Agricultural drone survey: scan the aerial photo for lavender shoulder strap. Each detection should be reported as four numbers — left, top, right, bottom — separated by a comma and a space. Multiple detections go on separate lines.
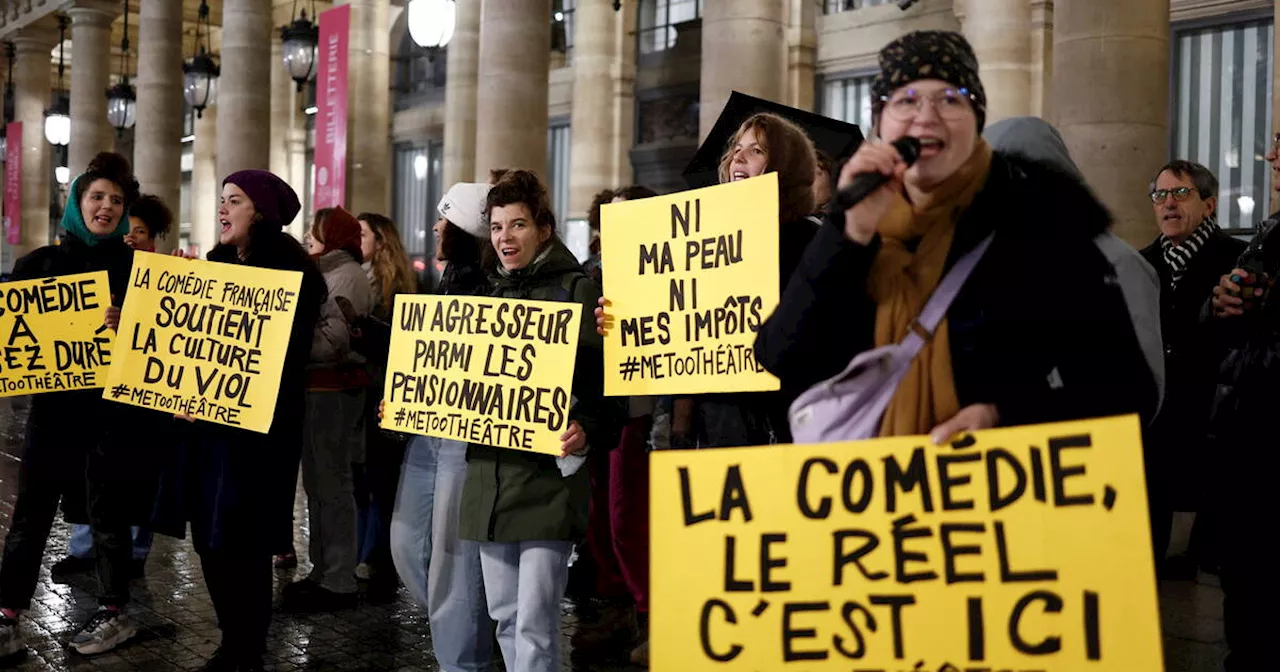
897, 234, 994, 352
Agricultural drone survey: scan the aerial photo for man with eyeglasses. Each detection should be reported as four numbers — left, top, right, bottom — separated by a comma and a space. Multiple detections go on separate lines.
1139, 160, 1244, 582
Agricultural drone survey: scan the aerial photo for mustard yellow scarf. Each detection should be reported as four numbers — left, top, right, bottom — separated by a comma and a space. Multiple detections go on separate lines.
868, 140, 993, 437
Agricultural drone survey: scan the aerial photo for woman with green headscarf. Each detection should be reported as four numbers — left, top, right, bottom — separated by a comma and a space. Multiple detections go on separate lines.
0, 152, 150, 660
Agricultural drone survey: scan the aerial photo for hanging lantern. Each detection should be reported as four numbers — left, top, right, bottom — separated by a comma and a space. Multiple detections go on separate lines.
407, 0, 456, 50
105, 0, 136, 134
183, 0, 219, 118
44, 15, 70, 147
280, 1, 319, 92
106, 82, 136, 133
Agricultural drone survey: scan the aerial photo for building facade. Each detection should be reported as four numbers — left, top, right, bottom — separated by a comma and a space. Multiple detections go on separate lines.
1, 0, 1278, 273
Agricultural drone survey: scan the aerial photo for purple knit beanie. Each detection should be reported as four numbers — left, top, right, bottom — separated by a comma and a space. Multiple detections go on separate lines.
223, 170, 301, 229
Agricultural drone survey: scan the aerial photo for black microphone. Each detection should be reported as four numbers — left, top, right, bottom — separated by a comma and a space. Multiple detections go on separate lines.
831, 136, 922, 212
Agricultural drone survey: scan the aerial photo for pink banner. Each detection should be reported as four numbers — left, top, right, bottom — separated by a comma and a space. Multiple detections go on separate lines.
313, 5, 350, 212
4, 121, 22, 246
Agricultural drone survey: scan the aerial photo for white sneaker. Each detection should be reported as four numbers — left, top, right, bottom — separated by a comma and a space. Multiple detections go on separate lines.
69, 608, 137, 655
0, 616, 25, 658
355, 562, 375, 581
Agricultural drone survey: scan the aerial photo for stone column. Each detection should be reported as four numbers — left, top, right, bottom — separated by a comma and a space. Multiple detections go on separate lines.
336, 0, 392, 216
443, 0, 481, 188
1030, 0, 1054, 118
68, 2, 117, 174
474, 0, 552, 181
1053, 0, 1169, 247
964, 0, 1033, 124
609, 0, 636, 188
786, 0, 816, 111
216, 0, 272, 182
269, 35, 305, 234
567, 0, 615, 218
11, 24, 59, 258
699, 0, 786, 140
191, 106, 219, 257
134, 0, 184, 253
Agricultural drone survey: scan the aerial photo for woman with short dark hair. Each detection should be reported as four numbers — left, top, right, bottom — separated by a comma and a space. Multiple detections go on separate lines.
460, 168, 620, 672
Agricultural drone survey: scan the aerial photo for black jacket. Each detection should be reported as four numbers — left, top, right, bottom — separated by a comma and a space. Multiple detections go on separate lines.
1140, 230, 1244, 458
10, 236, 134, 524
154, 234, 326, 553
755, 152, 1158, 432
694, 215, 821, 447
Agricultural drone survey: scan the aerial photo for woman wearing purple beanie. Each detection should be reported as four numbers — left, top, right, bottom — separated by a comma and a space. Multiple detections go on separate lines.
152, 170, 326, 671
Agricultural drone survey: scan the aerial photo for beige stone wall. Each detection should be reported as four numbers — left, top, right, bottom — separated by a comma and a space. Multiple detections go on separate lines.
815, 0, 961, 78
549, 66, 574, 120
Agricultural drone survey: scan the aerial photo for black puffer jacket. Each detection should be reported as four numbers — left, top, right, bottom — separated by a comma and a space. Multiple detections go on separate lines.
755, 151, 1158, 432
9, 235, 134, 524
694, 215, 821, 447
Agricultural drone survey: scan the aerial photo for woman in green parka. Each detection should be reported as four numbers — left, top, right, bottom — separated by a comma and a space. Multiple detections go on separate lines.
458, 168, 620, 672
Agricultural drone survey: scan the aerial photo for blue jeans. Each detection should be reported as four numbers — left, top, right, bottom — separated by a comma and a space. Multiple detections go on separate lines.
479, 540, 574, 672
69, 524, 152, 561
390, 436, 493, 672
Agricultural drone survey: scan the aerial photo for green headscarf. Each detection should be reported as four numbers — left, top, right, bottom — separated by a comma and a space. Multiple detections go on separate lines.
62, 174, 130, 246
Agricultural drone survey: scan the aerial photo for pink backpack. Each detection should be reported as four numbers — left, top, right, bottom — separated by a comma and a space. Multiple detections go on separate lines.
788, 235, 994, 443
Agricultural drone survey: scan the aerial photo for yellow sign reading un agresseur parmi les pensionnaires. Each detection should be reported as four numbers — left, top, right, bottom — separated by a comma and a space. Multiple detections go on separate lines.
651, 415, 1164, 672
0, 271, 113, 397
102, 252, 303, 433
381, 294, 582, 456
601, 173, 780, 396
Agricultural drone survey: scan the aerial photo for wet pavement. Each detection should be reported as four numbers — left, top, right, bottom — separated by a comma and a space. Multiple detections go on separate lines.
0, 397, 643, 672
0, 396, 1226, 671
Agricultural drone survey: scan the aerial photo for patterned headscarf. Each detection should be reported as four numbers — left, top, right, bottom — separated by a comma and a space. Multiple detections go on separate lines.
871, 30, 988, 131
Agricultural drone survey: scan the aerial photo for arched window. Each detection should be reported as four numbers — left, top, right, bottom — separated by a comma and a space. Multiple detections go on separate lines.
393, 28, 447, 111
637, 0, 703, 54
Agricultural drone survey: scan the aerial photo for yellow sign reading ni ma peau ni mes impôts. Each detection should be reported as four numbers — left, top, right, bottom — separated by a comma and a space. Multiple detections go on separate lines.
601, 173, 781, 397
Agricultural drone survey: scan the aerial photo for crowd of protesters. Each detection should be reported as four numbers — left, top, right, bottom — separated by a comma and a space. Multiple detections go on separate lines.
0, 27, 1269, 672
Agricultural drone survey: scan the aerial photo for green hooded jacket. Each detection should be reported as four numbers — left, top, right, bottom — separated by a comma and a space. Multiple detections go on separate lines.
458, 241, 623, 543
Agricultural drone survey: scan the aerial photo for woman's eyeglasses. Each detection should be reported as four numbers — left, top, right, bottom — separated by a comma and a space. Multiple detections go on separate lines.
879, 88, 977, 121
1150, 187, 1195, 204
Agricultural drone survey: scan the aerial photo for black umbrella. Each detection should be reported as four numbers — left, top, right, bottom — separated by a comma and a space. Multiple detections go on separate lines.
681, 91, 865, 189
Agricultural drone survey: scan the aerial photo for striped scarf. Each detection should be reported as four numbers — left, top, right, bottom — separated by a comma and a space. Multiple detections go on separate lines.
1161, 215, 1220, 288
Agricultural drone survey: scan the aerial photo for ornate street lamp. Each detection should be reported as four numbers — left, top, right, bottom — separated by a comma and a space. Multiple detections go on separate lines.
44, 15, 70, 147
183, 0, 219, 118
407, 0, 456, 50
280, 0, 318, 92
106, 0, 136, 135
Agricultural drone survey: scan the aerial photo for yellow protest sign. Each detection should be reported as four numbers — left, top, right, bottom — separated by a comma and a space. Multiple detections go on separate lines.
0, 271, 113, 397
601, 174, 780, 396
381, 294, 582, 456
102, 252, 303, 433
651, 415, 1163, 672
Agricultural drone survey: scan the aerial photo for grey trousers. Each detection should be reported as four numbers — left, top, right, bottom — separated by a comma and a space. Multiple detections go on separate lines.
301, 389, 365, 594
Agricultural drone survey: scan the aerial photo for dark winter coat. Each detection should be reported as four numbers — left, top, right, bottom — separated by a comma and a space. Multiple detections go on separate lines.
458, 242, 623, 543
695, 215, 821, 447
1140, 229, 1244, 506
755, 151, 1158, 433
1205, 215, 1280, 499
8, 236, 134, 525
152, 234, 326, 553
